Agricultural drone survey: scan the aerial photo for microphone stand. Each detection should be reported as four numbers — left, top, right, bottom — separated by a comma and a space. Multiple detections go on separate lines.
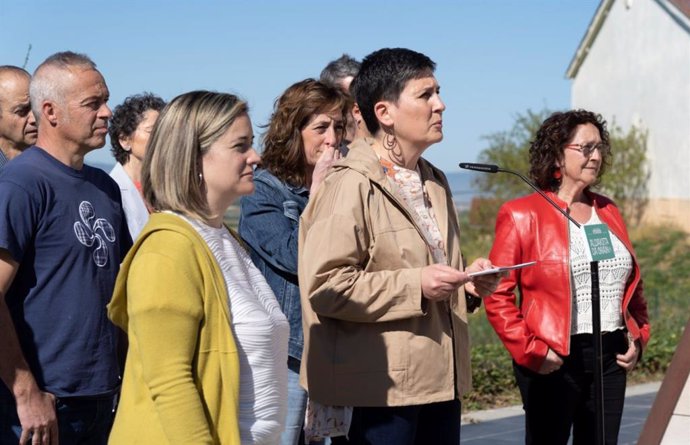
460, 162, 606, 445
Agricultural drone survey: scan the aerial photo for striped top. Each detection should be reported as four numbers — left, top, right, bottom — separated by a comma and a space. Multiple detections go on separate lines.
182, 214, 289, 445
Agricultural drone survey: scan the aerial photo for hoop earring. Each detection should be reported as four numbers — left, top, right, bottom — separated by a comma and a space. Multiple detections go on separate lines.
383, 132, 398, 151
381, 129, 404, 165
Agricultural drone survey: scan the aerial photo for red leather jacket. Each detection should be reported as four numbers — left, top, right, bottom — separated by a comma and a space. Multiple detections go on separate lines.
485, 191, 650, 372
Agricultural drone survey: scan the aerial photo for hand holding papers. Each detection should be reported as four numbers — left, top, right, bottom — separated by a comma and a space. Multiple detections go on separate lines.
467, 261, 537, 277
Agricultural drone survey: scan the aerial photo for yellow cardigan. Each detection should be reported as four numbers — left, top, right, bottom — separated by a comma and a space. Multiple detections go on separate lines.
107, 212, 240, 444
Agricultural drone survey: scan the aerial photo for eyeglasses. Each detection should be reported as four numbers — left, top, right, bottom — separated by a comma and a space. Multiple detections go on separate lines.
564, 142, 609, 157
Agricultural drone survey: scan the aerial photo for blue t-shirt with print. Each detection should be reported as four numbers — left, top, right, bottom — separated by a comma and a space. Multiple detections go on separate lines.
0, 146, 132, 398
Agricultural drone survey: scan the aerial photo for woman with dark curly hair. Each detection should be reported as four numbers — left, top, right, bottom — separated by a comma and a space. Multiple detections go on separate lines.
484, 109, 651, 444
109, 92, 165, 239
237, 78, 349, 445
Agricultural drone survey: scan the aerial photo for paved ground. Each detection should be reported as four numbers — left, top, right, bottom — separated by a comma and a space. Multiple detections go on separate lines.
460, 382, 660, 444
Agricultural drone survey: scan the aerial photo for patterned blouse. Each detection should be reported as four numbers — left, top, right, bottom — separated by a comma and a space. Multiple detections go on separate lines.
379, 157, 446, 263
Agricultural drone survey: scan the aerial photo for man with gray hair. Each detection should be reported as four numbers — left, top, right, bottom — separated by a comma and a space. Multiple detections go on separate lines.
320, 54, 369, 145
0, 51, 131, 444
320, 53, 360, 93
0, 66, 37, 170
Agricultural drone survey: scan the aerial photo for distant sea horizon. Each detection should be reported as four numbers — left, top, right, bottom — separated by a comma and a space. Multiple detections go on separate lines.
89, 159, 480, 212
445, 171, 479, 211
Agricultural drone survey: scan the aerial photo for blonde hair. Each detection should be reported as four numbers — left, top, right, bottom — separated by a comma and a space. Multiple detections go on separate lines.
142, 90, 248, 222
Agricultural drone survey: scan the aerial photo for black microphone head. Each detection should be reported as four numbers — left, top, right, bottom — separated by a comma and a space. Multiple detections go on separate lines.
459, 162, 499, 173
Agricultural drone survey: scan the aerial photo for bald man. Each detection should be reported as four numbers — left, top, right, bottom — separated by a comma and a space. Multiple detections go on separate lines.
0, 52, 130, 445
0, 66, 37, 169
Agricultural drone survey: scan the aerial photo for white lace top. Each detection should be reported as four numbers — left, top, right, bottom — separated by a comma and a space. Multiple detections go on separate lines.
569, 208, 632, 335
181, 214, 289, 445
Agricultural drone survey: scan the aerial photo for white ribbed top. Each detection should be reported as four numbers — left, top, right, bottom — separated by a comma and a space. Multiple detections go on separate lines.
182, 214, 289, 445
569, 209, 632, 335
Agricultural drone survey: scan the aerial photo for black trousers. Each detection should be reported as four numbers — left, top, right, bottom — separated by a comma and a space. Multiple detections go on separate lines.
513, 330, 628, 445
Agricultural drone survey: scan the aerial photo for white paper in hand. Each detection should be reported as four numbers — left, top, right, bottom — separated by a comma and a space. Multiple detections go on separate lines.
467, 261, 537, 277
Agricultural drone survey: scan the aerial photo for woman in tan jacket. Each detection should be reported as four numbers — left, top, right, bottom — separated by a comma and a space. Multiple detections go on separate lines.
298, 48, 503, 445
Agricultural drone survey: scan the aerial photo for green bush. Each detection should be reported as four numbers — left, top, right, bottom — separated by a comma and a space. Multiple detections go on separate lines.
635, 324, 682, 376
465, 342, 518, 410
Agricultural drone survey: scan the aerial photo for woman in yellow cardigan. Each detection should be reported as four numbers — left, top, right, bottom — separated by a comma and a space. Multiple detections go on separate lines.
108, 91, 289, 444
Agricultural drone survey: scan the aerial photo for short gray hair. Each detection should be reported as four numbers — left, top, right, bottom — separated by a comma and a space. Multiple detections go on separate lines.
319, 54, 360, 90
30, 51, 98, 118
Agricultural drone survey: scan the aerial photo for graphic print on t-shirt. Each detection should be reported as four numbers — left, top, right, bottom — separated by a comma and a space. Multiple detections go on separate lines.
73, 200, 116, 267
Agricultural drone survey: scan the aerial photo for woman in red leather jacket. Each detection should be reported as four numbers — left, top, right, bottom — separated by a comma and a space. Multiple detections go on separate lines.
484, 110, 650, 445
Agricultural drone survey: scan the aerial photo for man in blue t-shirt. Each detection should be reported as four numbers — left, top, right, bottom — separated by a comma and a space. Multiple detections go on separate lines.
0, 52, 131, 445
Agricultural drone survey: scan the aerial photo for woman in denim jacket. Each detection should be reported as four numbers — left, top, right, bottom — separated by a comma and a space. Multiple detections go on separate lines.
238, 79, 350, 445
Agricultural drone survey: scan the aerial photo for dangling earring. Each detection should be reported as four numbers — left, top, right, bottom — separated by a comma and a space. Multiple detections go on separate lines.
381, 128, 404, 164
198, 172, 204, 185
553, 168, 562, 179
383, 132, 397, 151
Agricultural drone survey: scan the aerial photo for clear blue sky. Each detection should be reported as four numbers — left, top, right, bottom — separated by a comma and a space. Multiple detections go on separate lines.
1, 0, 600, 172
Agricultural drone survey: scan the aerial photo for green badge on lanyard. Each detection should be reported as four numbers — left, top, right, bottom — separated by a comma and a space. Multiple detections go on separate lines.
583, 224, 615, 261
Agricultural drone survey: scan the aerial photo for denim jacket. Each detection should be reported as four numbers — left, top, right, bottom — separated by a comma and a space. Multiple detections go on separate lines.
238, 167, 309, 360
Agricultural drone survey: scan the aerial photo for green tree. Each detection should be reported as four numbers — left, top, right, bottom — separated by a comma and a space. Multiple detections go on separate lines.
475, 109, 550, 201
599, 123, 649, 225
468, 109, 551, 234
473, 108, 649, 227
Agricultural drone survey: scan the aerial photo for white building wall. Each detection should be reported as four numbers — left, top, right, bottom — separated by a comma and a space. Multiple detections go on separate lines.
572, 0, 690, 201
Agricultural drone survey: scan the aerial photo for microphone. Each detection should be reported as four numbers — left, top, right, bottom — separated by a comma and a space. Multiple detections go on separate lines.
458, 163, 499, 173
459, 162, 580, 228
